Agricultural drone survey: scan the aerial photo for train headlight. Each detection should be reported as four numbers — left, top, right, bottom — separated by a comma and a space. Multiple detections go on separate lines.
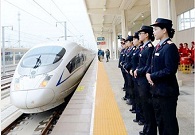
14, 78, 20, 90
39, 75, 53, 88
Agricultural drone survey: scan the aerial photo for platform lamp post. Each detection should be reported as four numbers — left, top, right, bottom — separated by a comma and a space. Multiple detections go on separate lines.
56, 22, 67, 41
2, 26, 13, 76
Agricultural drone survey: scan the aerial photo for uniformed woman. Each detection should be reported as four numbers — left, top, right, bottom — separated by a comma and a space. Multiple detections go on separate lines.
134, 26, 157, 135
121, 36, 134, 102
146, 18, 179, 135
118, 38, 127, 91
130, 32, 145, 124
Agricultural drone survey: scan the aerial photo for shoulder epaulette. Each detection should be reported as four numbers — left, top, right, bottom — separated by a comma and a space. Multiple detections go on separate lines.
148, 43, 153, 47
167, 41, 173, 44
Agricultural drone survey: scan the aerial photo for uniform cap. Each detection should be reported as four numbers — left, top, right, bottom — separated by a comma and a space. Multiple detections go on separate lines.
125, 36, 133, 42
120, 38, 125, 41
150, 18, 173, 28
137, 25, 153, 34
133, 32, 139, 39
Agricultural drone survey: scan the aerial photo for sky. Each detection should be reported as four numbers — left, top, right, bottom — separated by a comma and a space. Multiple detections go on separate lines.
1, 0, 97, 50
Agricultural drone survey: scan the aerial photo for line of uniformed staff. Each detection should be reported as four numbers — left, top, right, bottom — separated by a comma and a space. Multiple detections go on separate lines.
118, 18, 179, 135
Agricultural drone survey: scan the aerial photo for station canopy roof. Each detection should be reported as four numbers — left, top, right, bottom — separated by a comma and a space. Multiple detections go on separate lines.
84, 0, 151, 37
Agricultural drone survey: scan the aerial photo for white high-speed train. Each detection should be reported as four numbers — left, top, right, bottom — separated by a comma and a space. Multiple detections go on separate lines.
10, 41, 96, 113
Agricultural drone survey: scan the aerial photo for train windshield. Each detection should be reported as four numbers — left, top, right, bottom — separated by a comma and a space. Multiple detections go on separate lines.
21, 46, 66, 68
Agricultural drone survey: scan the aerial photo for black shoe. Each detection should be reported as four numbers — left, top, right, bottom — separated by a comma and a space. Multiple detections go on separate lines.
129, 109, 134, 112
122, 97, 127, 100
138, 121, 144, 125
131, 110, 136, 113
139, 131, 145, 135
133, 119, 139, 123
122, 87, 126, 91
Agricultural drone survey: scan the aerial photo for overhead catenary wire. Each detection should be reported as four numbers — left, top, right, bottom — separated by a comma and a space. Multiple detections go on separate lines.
3, 1, 65, 44
33, 0, 77, 38
4, 30, 53, 43
32, 0, 59, 22
3, 37, 40, 44
4, 0, 53, 26
3, 0, 89, 48
50, 0, 82, 36
3, 39, 37, 48
50, 0, 85, 43
3, 0, 65, 35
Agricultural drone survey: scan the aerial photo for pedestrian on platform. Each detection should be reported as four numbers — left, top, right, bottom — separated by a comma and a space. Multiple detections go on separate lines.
105, 49, 110, 62
147, 18, 180, 135
134, 25, 157, 135
98, 49, 103, 62
102, 50, 105, 59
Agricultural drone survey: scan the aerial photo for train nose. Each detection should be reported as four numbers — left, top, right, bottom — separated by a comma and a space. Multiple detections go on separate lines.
26, 88, 54, 108
10, 88, 54, 109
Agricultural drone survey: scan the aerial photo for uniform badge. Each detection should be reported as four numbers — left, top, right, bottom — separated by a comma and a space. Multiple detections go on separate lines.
155, 53, 160, 56
139, 54, 142, 57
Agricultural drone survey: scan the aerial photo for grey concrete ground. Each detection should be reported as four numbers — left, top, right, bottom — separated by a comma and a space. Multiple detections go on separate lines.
103, 59, 194, 135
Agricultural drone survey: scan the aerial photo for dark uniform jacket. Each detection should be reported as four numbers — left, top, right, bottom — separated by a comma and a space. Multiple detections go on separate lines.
119, 48, 128, 72
124, 46, 136, 71
120, 47, 130, 72
131, 44, 143, 72
118, 48, 125, 68
137, 41, 154, 85
147, 38, 180, 97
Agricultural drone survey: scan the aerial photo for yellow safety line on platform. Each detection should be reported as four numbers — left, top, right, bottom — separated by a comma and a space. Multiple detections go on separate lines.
93, 62, 127, 135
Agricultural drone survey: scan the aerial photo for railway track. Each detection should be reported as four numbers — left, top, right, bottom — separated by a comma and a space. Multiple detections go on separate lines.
1, 82, 11, 91
1, 67, 15, 99
1, 74, 14, 80
1, 73, 13, 99
2, 101, 67, 135
1, 90, 74, 135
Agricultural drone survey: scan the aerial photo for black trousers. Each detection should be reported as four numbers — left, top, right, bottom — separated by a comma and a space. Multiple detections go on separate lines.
98, 55, 100, 61
106, 55, 109, 61
152, 97, 179, 135
129, 74, 134, 99
138, 83, 157, 135
133, 80, 144, 122
124, 73, 132, 99
140, 97, 157, 135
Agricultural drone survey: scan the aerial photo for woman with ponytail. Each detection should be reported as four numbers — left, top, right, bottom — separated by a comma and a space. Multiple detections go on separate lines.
146, 18, 180, 135
133, 25, 157, 135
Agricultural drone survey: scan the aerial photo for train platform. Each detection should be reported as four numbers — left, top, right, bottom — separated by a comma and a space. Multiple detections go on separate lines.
51, 58, 194, 135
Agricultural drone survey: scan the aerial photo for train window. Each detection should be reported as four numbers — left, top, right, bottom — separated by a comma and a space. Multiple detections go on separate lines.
66, 53, 86, 73
21, 46, 66, 68
66, 56, 76, 73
